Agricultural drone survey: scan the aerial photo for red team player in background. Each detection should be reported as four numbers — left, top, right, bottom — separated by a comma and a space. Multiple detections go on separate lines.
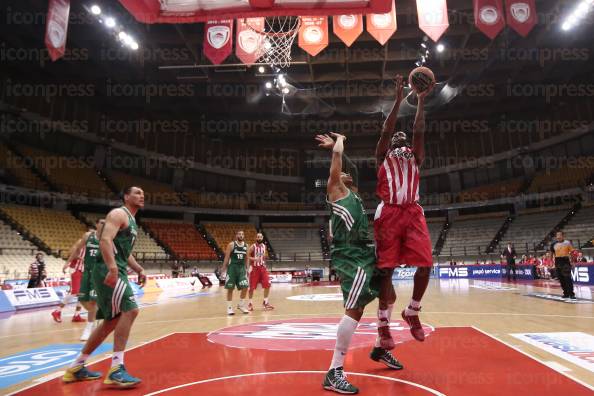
247, 233, 274, 311
52, 233, 88, 323
374, 74, 435, 346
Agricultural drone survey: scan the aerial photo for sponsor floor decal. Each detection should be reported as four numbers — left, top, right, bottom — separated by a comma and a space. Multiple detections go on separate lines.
511, 332, 594, 373
0, 343, 112, 389
10, 325, 593, 395
286, 293, 344, 302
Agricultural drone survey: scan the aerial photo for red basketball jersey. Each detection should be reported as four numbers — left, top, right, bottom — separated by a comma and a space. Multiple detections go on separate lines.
250, 243, 266, 267
376, 146, 420, 205
69, 244, 85, 273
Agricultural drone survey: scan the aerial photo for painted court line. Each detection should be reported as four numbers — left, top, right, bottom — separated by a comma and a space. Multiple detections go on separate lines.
471, 326, 594, 392
144, 370, 447, 396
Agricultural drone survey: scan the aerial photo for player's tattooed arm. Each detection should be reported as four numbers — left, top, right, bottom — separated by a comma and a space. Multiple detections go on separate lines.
412, 83, 433, 166
221, 242, 233, 273
376, 74, 404, 165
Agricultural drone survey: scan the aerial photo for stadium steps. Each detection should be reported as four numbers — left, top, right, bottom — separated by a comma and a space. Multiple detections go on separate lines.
139, 221, 177, 259
195, 223, 224, 260
5, 141, 60, 193
486, 214, 514, 253
537, 201, 581, 250
72, 210, 94, 228
432, 219, 449, 256
0, 208, 52, 256
97, 169, 120, 195
259, 229, 277, 260
319, 224, 330, 259
516, 175, 533, 195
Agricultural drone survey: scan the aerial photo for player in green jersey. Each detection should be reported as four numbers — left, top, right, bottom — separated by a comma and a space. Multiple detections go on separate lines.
221, 230, 250, 315
63, 186, 147, 388
316, 133, 402, 395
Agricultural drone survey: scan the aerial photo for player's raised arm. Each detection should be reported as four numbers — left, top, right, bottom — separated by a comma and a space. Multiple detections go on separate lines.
65, 232, 89, 266
376, 75, 404, 165
99, 209, 127, 288
315, 133, 349, 201
412, 82, 433, 166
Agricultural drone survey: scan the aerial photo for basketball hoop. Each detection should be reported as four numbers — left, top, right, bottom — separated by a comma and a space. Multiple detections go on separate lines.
245, 16, 301, 68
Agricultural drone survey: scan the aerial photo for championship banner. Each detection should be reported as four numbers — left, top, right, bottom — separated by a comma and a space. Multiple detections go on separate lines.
298, 16, 329, 56
366, 0, 397, 45
505, 0, 536, 37
203, 19, 234, 65
332, 14, 363, 47
45, 0, 70, 61
236, 18, 264, 65
474, 0, 505, 39
416, 0, 449, 42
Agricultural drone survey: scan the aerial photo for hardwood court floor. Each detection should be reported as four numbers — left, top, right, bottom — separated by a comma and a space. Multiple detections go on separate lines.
1, 278, 593, 394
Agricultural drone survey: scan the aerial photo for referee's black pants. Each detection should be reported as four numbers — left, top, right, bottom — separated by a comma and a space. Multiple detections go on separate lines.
506, 261, 517, 281
555, 258, 575, 298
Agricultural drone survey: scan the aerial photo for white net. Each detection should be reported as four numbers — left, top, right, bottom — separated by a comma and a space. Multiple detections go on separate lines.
247, 16, 301, 68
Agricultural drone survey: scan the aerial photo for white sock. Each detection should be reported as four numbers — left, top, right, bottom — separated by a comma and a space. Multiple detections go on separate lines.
330, 315, 358, 369
70, 353, 89, 368
84, 321, 94, 331
111, 351, 124, 368
405, 299, 421, 316
264, 297, 269, 304
240, 299, 246, 307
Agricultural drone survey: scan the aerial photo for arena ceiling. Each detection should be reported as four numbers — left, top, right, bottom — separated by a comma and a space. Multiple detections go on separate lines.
2, 0, 594, 150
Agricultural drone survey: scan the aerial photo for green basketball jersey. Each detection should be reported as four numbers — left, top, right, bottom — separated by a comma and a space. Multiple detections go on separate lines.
229, 241, 247, 266
96, 206, 138, 272
84, 231, 100, 272
328, 190, 371, 244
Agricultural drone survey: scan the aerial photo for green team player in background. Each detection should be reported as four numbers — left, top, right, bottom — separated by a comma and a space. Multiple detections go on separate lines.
222, 230, 250, 315
63, 186, 147, 388
315, 133, 403, 395
78, 218, 105, 341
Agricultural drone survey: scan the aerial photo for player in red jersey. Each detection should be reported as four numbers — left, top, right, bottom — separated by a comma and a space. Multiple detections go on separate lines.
373, 74, 434, 346
51, 231, 89, 323
247, 233, 274, 311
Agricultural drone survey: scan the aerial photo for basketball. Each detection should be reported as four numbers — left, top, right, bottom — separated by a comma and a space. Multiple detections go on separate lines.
409, 66, 435, 93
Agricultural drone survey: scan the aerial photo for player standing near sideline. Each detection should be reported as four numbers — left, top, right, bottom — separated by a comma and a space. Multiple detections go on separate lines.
78, 218, 105, 341
62, 186, 147, 388
317, 132, 402, 395
247, 232, 274, 311
374, 74, 435, 347
551, 231, 576, 300
222, 230, 250, 315
52, 234, 88, 323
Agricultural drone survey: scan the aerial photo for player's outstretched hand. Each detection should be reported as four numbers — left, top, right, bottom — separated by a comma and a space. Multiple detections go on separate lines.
417, 80, 435, 100
137, 271, 147, 288
104, 268, 118, 288
315, 134, 334, 150
329, 132, 346, 141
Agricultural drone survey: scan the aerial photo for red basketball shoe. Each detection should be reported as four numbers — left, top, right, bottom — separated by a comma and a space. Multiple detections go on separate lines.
377, 325, 395, 350
72, 314, 85, 323
247, 302, 254, 311
51, 310, 62, 323
401, 307, 425, 342
263, 302, 274, 311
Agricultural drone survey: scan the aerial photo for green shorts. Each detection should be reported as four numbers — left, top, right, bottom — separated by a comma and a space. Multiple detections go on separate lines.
331, 243, 380, 310
225, 264, 248, 290
77, 269, 96, 302
92, 266, 138, 321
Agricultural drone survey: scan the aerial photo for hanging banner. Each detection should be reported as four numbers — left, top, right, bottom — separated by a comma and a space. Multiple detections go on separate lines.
236, 18, 264, 65
416, 0, 449, 42
45, 0, 70, 61
332, 14, 363, 47
366, 0, 397, 45
298, 16, 329, 57
505, 0, 536, 37
474, 0, 505, 39
203, 19, 233, 65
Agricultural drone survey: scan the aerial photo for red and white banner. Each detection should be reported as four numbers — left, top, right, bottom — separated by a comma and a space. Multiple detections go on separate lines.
236, 18, 264, 66
332, 14, 363, 47
203, 19, 234, 65
505, 0, 536, 37
366, 0, 397, 45
416, 0, 449, 42
474, 0, 505, 39
298, 16, 329, 56
45, 0, 70, 62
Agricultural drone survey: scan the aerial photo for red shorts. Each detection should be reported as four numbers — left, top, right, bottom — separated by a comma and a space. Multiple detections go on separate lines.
374, 202, 433, 269
249, 266, 271, 291
70, 270, 83, 295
